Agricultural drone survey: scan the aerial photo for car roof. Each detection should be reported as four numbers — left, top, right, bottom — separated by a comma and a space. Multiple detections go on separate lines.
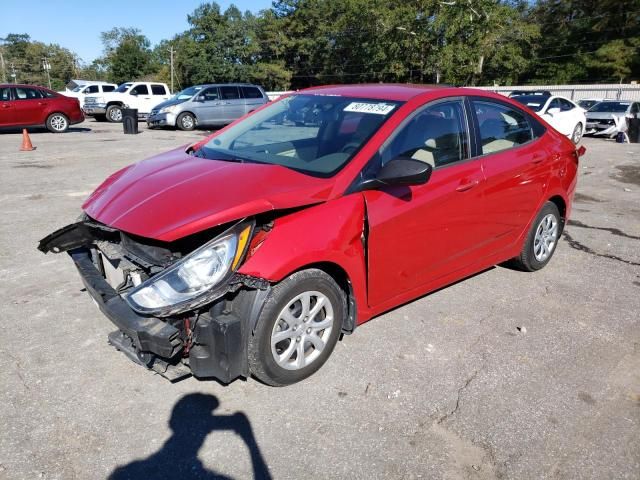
194, 83, 262, 88
297, 84, 452, 101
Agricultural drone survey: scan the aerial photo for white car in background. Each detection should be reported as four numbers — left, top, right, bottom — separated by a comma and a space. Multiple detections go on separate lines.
59, 82, 117, 108
511, 93, 586, 144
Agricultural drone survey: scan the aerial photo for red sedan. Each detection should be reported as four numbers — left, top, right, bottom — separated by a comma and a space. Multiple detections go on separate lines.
40, 84, 581, 385
0, 84, 84, 133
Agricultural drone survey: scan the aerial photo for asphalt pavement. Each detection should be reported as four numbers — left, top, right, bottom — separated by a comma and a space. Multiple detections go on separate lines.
0, 121, 638, 479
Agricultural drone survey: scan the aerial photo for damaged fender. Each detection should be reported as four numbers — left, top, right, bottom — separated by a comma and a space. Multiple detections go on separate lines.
238, 194, 369, 326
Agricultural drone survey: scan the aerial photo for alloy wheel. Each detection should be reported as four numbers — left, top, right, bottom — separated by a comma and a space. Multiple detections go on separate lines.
572, 123, 583, 144
270, 291, 334, 370
533, 213, 558, 262
50, 115, 68, 132
181, 115, 194, 129
109, 108, 122, 122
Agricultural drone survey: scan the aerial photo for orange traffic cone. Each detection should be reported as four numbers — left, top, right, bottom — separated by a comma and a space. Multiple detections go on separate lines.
20, 129, 35, 152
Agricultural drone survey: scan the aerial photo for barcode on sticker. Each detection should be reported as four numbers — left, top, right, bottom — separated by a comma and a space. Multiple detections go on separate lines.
344, 102, 396, 115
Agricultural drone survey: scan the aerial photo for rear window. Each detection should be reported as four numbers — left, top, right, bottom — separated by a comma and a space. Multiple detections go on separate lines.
241, 86, 263, 99
220, 86, 240, 100
102, 85, 116, 92
512, 95, 548, 112
151, 84, 167, 95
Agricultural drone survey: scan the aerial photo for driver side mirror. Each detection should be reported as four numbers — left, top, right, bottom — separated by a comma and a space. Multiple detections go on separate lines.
546, 107, 560, 116
195, 95, 205, 102
130, 91, 138, 96
360, 157, 433, 191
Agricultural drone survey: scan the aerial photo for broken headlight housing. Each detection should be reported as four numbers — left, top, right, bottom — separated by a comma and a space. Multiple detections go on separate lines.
125, 220, 254, 315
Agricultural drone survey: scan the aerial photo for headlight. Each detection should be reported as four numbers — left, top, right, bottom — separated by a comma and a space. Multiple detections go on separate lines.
125, 221, 254, 315
159, 105, 178, 114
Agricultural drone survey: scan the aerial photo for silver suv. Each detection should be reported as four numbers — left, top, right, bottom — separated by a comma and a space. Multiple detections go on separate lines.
147, 83, 268, 130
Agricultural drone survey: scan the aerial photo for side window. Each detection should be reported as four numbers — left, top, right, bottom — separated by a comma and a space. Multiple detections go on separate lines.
85, 85, 99, 94
241, 86, 263, 99
631, 103, 639, 114
102, 85, 116, 92
14, 87, 42, 100
151, 84, 167, 95
381, 100, 469, 169
220, 86, 240, 100
559, 99, 574, 111
131, 84, 149, 95
0, 87, 11, 101
474, 100, 533, 155
42, 90, 57, 98
547, 98, 561, 111
200, 88, 220, 102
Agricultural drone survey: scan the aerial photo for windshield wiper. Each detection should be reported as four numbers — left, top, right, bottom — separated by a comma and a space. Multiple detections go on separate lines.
194, 147, 248, 163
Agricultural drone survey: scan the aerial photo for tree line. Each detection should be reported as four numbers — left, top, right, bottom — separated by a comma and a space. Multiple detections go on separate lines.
1, 0, 638, 92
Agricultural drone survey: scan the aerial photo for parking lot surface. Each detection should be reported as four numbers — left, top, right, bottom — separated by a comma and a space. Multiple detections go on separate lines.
1, 121, 639, 479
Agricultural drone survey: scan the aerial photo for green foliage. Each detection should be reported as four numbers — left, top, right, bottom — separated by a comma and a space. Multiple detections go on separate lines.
2, 1, 639, 91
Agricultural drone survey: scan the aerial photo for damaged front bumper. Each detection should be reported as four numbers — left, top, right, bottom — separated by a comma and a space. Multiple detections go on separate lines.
39, 220, 270, 384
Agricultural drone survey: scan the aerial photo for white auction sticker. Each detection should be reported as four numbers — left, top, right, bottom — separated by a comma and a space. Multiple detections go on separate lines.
344, 102, 396, 115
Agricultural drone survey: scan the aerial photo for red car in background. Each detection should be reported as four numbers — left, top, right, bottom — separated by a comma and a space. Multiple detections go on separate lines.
0, 84, 84, 133
40, 84, 582, 386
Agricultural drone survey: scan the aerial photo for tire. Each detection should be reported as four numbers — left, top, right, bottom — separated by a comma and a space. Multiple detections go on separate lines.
46, 113, 69, 133
176, 112, 196, 131
248, 269, 346, 386
511, 202, 562, 271
571, 122, 583, 144
106, 105, 123, 123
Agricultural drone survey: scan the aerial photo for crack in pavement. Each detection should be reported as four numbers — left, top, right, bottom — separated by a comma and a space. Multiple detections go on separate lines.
563, 231, 640, 266
567, 220, 640, 241
438, 367, 483, 425
2, 349, 30, 391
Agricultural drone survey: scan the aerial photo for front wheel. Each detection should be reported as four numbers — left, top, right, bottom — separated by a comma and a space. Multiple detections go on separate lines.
176, 112, 196, 131
571, 122, 583, 144
511, 202, 562, 271
46, 113, 69, 133
106, 105, 123, 123
248, 269, 346, 386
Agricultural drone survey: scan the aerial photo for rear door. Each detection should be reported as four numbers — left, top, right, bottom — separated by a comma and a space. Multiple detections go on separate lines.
11, 86, 46, 126
220, 86, 245, 122
150, 84, 170, 106
0, 86, 13, 126
240, 86, 266, 114
472, 98, 549, 252
364, 98, 486, 307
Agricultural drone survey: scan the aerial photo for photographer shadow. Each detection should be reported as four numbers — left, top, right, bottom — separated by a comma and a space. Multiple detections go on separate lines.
109, 393, 272, 480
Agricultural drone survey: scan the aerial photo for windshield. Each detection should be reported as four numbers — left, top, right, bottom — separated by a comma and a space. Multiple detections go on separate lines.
198, 94, 401, 177
588, 102, 629, 113
115, 83, 133, 93
512, 95, 548, 112
174, 85, 204, 100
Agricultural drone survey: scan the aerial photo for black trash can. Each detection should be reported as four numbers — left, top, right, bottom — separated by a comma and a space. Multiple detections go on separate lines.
122, 108, 139, 135
628, 117, 640, 143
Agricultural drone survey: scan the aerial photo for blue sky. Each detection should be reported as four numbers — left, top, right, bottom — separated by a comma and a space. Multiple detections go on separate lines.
1, 0, 272, 63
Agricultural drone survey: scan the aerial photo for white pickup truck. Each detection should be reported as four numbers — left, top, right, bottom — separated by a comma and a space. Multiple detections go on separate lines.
83, 82, 171, 122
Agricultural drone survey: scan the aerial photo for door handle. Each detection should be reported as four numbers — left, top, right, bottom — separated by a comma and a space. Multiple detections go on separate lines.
37, 102, 48, 106
1, 104, 10, 108
456, 179, 479, 192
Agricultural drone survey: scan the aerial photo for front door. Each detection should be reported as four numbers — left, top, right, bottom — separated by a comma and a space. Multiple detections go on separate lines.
364, 99, 486, 307
129, 84, 154, 113
193, 87, 222, 125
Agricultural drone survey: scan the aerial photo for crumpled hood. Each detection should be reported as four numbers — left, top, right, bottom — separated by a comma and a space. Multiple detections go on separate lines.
83, 147, 334, 241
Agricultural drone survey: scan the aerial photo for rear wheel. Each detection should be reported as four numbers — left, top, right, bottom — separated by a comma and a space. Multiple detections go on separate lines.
176, 112, 196, 131
106, 105, 123, 123
571, 122, 583, 144
46, 113, 69, 133
248, 269, 346, 386
511, 202, 562, 271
